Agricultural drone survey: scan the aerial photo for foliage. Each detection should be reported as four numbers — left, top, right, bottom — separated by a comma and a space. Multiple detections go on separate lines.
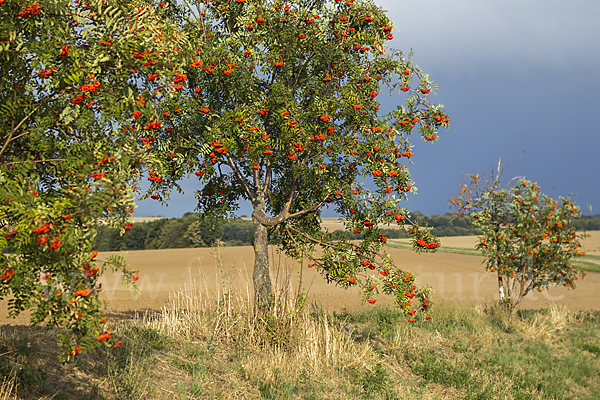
411, 211, 481, 237
92, 215, 250, 251
138, 0, 450, 314
156, 218, 191, 249
0, 0, 187, 359
221, 218, 254, 245
450, 165, 588, 314
185, 215, 224, 247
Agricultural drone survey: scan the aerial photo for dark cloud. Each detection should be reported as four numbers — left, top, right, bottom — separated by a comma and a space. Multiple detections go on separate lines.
378, 0, 600, 74
134, 0, 600, 218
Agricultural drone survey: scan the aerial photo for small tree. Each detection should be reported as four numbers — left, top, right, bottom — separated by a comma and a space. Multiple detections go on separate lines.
143, 0, 449, 316
450, 161, 588, 315
0, 0, 187, 358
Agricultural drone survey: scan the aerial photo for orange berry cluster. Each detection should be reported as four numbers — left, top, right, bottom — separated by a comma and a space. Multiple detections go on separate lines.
18, 1, 40, 17
416, 238, 438, 249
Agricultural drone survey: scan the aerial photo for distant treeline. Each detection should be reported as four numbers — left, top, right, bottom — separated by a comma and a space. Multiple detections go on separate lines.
570, 214, 600, 231
330, 212, 481, 241
94, 212, 600, 252
411, 211, 482, 237
94, 213, 254, 252
93, 211, 486, 251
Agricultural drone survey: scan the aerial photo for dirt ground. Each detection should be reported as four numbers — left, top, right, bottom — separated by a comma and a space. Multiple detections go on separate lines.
1, 232, 598, 325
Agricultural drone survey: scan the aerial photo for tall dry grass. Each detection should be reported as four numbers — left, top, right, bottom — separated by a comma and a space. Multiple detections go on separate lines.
144, 244, 379, 388
515, 304, 572, 340
0, 373, 17, 400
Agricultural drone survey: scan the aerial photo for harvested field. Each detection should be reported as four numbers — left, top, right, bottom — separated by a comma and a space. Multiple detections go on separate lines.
391, 230, 600, 254
1, 233, 598, 326
94, 241, 600, 314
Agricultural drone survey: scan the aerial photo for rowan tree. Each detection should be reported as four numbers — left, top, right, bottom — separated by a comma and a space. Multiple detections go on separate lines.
450, 163, 588, 315
0, 0, 187, 359
143, 0, 450, 316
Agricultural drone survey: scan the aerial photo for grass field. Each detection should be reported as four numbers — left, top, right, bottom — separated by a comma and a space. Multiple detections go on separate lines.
0, 233, 599, 399
1, 283, 599, 399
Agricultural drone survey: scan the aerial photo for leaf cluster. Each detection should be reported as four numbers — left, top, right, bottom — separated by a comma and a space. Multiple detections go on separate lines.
452, 170, 588, 312
0, 0, 189, 359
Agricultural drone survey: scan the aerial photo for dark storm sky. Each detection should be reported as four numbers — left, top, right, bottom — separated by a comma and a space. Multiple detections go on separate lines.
134, 0, 600, 218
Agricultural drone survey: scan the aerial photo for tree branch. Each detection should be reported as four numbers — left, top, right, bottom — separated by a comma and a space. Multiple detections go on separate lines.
286, 195, 332, 219
5, 158, 66, 166
225, 154, 255, 203
286, 225, 341, 251
1, 105, 40, 159
262, 158, 272, 199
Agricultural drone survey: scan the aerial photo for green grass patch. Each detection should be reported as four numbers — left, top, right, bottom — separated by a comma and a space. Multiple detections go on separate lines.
100, 325, 172, 399
573, 260, 600, 273
579, 342, 600, 357
386, 242, 480, 256
258, 376, 325, 400
1, 300, 600, 399
332, 302, 600, 400
331, 307, 404, 341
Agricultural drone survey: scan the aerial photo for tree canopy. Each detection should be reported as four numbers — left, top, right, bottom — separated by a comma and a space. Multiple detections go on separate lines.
140, 0, 450, 313
451, 165, 588, 314
0, 0, 187, 358
1, 0, 452, 360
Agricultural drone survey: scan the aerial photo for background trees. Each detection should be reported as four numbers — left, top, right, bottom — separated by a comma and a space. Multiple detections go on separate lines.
93, 216, 251, 251
140, 0, 450, 312
89, 211, 486, 252
0, 0, 187, 358
451, 163, 588, 315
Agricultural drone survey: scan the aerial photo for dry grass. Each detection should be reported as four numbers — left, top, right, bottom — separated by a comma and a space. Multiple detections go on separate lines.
1, 287, 599, 399
143, 244, 381, 397
1, 239, 599, 399
0, 324, 117, 399
0, 373, 17, 400
516, 304, 572, 340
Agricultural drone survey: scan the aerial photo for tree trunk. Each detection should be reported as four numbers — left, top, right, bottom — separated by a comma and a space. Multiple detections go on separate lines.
511, 296, 526, 317
252, 212, 273, 310
495, 241, 506, 304
506, 277, 514, 299
497, 274, 505, 302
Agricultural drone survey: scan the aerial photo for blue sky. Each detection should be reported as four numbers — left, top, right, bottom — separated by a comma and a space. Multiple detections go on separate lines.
134, 0, 600, 218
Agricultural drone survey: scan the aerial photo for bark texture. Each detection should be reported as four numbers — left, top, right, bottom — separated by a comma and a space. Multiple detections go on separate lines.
252, 212, 273, 309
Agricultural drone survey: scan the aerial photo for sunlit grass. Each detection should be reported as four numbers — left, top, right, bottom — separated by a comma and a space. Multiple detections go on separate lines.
1, 252, 599, 399
573, 260, 600, 273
